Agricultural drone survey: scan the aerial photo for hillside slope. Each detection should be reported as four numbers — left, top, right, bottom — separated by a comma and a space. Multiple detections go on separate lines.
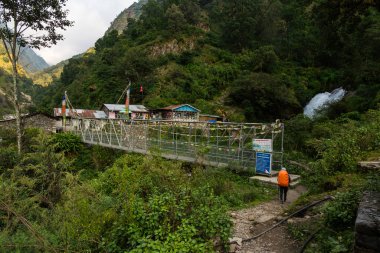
37, 0, 380, 122
0, 43, 49, 117
18, 46, 50, 73
30, 49, 92, 87
106, 0, 149, 34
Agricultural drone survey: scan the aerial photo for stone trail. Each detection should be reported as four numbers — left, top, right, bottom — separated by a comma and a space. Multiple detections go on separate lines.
229, 185, 307, 253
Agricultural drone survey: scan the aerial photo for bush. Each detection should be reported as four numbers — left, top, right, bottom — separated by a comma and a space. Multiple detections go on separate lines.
311, 229, 354, 253
297, 109, 380, 192
0, 145, 19, 172
0, 128, 16, 146
50, 132, 83, 154
324, 190, 360, 229
298, 188, 362, 253
73, 145, 124, 175
54, 154, 235, 252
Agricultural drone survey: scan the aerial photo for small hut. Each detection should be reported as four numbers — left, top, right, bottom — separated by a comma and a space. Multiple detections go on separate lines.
100, 104, 149, 119
53, 108, 107, 131
152, 104, 200, 121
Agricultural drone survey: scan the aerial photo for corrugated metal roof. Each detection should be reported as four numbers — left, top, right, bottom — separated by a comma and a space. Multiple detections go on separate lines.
160, 104, 200, 112
103, 104, 126, 111
94, 111, 107, 118
129, 105, 149, 113
161, 104, 183, 110
103, 104, 148, 113
54, 108, 107, 119
199, 114, 221, 118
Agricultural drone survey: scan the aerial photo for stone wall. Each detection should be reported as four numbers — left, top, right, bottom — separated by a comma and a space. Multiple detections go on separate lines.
355, 191, 380, 253
0, 113, 60, 132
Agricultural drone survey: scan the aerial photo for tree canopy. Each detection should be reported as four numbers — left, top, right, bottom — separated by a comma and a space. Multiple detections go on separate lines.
0, 0, 72, 153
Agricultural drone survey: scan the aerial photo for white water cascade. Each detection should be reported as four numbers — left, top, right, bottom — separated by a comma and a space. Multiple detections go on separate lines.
304, 87, 346, 118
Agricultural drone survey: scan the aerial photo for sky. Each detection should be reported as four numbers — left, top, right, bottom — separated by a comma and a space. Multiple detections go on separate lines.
36, 0, 136, 65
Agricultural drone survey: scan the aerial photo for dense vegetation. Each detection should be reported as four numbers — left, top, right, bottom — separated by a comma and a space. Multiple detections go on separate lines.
0, 61, 36, 117
35, 0, 380, 122
0, 0, 379, 251
282, 108, 380, 251
1, 112, 378, 251
0, 129, 274, 252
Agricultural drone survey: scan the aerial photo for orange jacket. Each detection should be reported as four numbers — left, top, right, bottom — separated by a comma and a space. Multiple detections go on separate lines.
278, 170, 290, 187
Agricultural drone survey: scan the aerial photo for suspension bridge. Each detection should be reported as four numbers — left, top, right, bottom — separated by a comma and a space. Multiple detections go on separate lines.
65, 118, 284, 172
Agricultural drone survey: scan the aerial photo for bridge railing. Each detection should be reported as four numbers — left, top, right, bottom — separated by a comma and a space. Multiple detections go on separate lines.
68, 119, 284, 170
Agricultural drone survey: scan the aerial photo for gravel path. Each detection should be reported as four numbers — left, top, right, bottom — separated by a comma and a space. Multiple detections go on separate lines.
229, 185, 307, 253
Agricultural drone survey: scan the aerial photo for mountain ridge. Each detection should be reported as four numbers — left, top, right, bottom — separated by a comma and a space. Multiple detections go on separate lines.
19, 46, 50, 73
106, 0, 148, 34
31, 49, 93, 87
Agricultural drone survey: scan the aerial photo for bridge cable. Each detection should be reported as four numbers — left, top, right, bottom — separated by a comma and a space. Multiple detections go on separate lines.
65, 93, 81, 120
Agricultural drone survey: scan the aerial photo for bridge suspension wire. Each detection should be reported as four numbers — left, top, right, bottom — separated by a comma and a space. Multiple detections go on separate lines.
65, 92, 81, 119
66, 117, 285, 170
116, 81, 131, 104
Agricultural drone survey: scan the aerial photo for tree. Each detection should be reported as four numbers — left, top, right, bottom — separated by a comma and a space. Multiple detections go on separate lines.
228, 73, 301, 121
215, 0, 260, 50
166, 4, 186, 33
0, 0, 72, 154
140, 0, 166, 31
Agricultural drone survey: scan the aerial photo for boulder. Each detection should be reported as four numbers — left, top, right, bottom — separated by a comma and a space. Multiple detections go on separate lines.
355, 191, 380, 253
358, 161, 380, 170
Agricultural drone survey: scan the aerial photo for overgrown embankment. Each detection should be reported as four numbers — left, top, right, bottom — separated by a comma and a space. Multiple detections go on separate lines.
0, 129, 275, 252
280, 109, 380, 252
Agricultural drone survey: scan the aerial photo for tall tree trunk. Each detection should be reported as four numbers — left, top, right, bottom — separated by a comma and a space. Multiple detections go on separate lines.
11, 16, 22, 154
11, 62, 22, 154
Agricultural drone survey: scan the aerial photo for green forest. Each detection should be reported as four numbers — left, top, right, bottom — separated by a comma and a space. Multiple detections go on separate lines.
36, 0, 380, 122
0, 0, 380, 252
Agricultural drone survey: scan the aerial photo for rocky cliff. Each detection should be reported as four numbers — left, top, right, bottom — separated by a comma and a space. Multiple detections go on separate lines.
106, 0, 148, 34
19, 46, 50, 73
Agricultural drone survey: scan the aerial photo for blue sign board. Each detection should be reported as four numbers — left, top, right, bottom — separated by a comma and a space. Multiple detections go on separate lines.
256, 152, 272, 175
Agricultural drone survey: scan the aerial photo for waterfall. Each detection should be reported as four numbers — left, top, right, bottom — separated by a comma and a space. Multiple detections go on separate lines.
304, 88, 346, 118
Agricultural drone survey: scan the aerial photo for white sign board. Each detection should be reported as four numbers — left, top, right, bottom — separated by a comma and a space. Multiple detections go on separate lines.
253, 139, 273, 152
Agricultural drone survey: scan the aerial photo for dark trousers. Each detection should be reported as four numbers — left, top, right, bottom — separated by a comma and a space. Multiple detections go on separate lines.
279, 186, 288, 203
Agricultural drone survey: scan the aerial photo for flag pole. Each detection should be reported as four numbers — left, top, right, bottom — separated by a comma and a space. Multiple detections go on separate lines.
62, 91, 67, 131
140, 84, 144, 104
125, 81, 131, 120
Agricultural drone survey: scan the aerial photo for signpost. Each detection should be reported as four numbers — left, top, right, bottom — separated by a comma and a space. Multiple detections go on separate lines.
253, 139, 273, 175
253, 139, 273, 152
256, 152, 272, 175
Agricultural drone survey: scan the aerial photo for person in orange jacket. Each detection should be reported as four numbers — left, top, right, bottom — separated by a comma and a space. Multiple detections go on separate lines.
277, 167, 291, 204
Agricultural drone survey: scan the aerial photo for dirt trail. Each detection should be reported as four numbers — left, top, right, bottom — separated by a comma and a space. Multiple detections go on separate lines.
230, 185, 307, 253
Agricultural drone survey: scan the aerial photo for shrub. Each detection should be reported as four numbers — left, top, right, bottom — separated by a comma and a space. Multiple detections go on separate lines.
50, 132, 83, 154
311, 229, 355, 253
300, 109, 380, 192
54, 155, 234, 252
0, 145, 19, 172
0, 128, 16, 146
324, 190, 360, 229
